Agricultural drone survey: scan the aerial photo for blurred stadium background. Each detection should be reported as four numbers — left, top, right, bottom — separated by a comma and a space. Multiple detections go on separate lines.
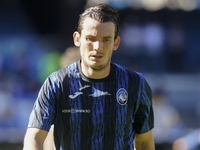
0, 0, 200, 150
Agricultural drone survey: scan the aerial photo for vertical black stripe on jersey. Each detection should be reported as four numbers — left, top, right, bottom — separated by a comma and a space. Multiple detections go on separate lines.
91, 82, 105, 150
55, 67, 72, 150
116, 65, 128, 149
68, 63, 83, 149
123, 71, 139, 150
103, 78, 117, 150
80, 80, 93, 150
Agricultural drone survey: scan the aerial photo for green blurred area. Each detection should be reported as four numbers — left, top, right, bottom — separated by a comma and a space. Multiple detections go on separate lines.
37, 51, 61, 83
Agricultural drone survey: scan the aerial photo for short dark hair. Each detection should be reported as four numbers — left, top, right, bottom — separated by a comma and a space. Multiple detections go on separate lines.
78, 3, 120, 39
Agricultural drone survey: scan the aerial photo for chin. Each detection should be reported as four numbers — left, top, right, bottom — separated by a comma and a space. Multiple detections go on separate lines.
91, 64, 109, 71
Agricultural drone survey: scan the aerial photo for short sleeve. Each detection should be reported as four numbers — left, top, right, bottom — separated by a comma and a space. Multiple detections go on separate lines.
28, 76, 57, 131
133, 76, 154, 134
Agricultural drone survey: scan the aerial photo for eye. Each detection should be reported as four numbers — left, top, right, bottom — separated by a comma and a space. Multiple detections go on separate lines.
104, 38, 112, 42
86, 37, 95, 42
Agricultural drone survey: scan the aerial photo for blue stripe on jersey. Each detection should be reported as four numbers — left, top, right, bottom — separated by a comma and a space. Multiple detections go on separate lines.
132, 72, 154, 134
139, 78, 153, 133
91, 82, 104, 150
67, 63, 82, 149
114, 63, 129, 149
28, 76, 57, 131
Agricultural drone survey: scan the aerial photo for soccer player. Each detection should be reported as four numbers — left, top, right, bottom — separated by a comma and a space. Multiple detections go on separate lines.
23, 3, 155, 150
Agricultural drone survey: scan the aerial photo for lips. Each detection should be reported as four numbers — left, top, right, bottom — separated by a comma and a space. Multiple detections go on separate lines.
92, 55, 102, 58
90, 54, 103, 60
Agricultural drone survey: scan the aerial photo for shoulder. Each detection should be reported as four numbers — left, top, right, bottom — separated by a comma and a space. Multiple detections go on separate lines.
113, 63, 145, 81
39, 61, 79, 91
49, 61, 79, 81
113, 63, 151, 92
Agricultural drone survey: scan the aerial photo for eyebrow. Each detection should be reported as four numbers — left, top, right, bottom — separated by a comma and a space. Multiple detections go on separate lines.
103, 36, 112, 38
86, 35, 113, 38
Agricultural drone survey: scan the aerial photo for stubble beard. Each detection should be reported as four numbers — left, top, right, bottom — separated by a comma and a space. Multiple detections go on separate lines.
91, 58, 111, 71
82, 57, 111, 72
81, 50, 113, 72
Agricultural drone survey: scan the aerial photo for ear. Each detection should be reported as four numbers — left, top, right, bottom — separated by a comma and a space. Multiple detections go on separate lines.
73, 31, 81, 47
113, 36, 120, 51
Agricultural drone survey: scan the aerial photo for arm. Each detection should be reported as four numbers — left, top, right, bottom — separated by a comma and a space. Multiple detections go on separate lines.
43, 126, 55, 150
23, 128, 48, 150
134, 130, 155, 150
24, 75, 57, 150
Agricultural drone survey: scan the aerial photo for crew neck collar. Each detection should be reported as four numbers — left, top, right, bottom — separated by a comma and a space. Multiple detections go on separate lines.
77, 60, 115, 82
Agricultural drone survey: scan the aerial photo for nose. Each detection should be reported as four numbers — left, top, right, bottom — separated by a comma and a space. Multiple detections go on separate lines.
93, 40, 102, 51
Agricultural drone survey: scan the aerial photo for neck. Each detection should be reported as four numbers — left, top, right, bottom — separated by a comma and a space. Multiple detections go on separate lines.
80, 61, 111, 79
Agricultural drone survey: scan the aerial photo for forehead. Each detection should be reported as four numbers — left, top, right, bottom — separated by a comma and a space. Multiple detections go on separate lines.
82, 17, 115, 37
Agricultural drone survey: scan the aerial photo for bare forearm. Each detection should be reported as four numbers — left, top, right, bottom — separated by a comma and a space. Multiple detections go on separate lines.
23, 128, 48, 150
23, 139, 43, 150
134, 143, 155, 150
134, 130, 155, 150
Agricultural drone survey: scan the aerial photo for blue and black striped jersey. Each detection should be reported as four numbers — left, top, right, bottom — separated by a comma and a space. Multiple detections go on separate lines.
28, 60, 154, 150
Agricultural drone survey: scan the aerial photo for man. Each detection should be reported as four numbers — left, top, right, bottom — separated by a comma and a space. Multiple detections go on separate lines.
23, 3, 154, 150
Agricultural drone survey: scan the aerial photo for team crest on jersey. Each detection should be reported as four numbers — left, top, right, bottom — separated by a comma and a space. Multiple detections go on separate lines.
116, 88, 128, 105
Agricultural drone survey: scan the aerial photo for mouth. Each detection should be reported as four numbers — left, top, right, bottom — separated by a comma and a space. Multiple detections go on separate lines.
90, 54, 103, 60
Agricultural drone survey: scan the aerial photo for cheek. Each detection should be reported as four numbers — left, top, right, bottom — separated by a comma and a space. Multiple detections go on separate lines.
105, 42, 115, 48
80, 49, 86, 59
81, 41, 93, 50
105, 45, 115, 52
88, 43, 93, 49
